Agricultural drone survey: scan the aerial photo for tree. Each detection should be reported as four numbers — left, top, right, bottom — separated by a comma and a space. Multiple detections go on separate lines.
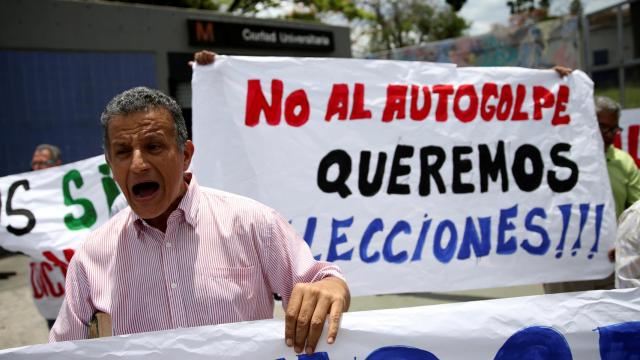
105, 0, 367, 20
227, 0, 368, 21
506, 0, 535, 15
365, 0, 469, 53
569, 0, 582, 16
445, 0, 467, 12
507, 0, 556, 15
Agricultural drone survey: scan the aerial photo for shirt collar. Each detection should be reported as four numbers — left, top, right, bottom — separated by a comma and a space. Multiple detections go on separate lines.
130, 172, 201, 234
180, 173, 201, 227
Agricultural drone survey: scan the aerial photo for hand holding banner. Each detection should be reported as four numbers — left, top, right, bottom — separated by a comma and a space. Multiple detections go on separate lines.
2, 288, 638, 359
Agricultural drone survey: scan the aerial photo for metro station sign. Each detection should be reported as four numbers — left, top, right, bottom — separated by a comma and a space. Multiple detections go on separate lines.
187, 20, 334, 52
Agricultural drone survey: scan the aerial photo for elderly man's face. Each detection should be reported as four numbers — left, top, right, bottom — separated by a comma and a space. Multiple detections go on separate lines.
597, 111, 620, 151
106, 107, 194, 227
31, 149, 59, 170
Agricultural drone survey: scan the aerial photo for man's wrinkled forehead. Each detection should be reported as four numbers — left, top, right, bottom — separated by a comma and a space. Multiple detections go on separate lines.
108, 108, 174, 137
33, 148, 52, 158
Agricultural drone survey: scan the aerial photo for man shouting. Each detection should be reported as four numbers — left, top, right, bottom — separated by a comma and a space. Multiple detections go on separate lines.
50, 87, 350, 355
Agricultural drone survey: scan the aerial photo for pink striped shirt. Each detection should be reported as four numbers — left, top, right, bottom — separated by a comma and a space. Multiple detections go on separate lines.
50, 175, 343, 342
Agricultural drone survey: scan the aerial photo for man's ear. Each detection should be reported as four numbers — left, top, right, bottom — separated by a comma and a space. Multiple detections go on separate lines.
183, 140, 195, 171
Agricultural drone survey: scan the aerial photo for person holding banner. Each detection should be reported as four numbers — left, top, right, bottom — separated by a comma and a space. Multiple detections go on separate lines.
545, 95, 640, 293
50, 87, 350, 356
595, 96, 640, 219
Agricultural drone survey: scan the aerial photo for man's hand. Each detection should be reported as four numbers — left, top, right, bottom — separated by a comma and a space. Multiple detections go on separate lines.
285, 277, 350, 355
189, 50, 216, 66
553, 65, 573, 77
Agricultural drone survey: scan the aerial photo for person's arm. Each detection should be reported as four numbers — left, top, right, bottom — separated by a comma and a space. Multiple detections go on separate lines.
263, 210, 350, 355
625, 160, 640, 208
49, 254, 95, 342
616, 206, 640, 288
285, 275, 349, 354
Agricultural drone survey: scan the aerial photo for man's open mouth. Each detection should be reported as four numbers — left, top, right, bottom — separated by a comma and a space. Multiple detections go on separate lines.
132, 181, 159, 199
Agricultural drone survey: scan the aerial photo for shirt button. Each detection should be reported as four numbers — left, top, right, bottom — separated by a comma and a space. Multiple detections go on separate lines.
166, 242, 172, 248
171, 282, 177, 289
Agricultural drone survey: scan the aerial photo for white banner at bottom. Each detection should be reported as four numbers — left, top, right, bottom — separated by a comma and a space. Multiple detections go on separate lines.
2, 288, 639, 359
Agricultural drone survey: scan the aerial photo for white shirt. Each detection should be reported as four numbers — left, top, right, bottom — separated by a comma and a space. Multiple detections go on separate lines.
616, 200, 640, 288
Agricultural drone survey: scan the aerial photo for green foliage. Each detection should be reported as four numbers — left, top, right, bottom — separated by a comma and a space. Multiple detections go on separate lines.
366, 0, 469, 53
224, 0, 369, 20
595, 86, 640, 109
506, 0, 534, 14
280, 0, 372, 22
227, 0, 280, 13
316, 0, 373, 21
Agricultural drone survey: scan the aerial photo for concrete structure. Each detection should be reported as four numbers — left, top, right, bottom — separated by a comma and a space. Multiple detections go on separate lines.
584, 0, 640, 108
0, 0, 351, 176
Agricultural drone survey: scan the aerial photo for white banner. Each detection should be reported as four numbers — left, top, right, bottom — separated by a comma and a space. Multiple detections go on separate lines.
192, 56, 617, 296
2, 288, 639, 359
0, 155, 118, 318
619, 108, 640, 167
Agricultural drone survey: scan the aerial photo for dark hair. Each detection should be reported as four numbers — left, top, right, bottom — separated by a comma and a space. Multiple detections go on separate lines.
100, 87, 188, 153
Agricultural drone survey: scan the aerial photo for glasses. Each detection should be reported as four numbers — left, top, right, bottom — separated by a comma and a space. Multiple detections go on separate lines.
598, 123, 622, 136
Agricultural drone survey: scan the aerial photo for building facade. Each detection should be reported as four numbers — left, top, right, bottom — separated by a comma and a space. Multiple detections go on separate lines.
0, 0, 351, 176
584, 0, 640, 109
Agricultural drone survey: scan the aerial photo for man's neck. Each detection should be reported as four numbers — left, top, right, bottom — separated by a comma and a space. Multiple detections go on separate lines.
145, 181, 189, 233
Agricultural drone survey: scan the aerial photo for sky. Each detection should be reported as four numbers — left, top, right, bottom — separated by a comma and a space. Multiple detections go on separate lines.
459, 0, 625, 35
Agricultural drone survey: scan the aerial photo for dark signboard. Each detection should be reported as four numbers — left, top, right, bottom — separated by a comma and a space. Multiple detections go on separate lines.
187, 20, 334, 52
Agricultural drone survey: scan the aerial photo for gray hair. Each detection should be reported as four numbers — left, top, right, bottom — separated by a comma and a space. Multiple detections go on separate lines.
100, 87, 188, 154
594, 95, 621, 120
35, 144, 61, 162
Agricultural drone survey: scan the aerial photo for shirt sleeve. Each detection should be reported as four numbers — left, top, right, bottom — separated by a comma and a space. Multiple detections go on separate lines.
263, 210, 345, 308
615, 207, 640, 288
624, 158, 640, 208
49, 253, 95, 342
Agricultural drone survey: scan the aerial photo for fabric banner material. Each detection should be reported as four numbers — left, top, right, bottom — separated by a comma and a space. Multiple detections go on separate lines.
192, 56, 617, 296
620, 108, 640, 167
2, 288, 639, 358
0, 155, 118, 318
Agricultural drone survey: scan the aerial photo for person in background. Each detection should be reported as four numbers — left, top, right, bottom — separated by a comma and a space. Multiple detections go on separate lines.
596, 96, 640, 219
595, 96, 640, 289
30, 144, 63, 329
544, 95, 640, 293
31, 144, 62, 171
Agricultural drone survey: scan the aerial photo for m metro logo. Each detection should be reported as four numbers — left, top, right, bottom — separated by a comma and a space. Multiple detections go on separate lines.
187, 19, 334, 51
189, 20, 215, 44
